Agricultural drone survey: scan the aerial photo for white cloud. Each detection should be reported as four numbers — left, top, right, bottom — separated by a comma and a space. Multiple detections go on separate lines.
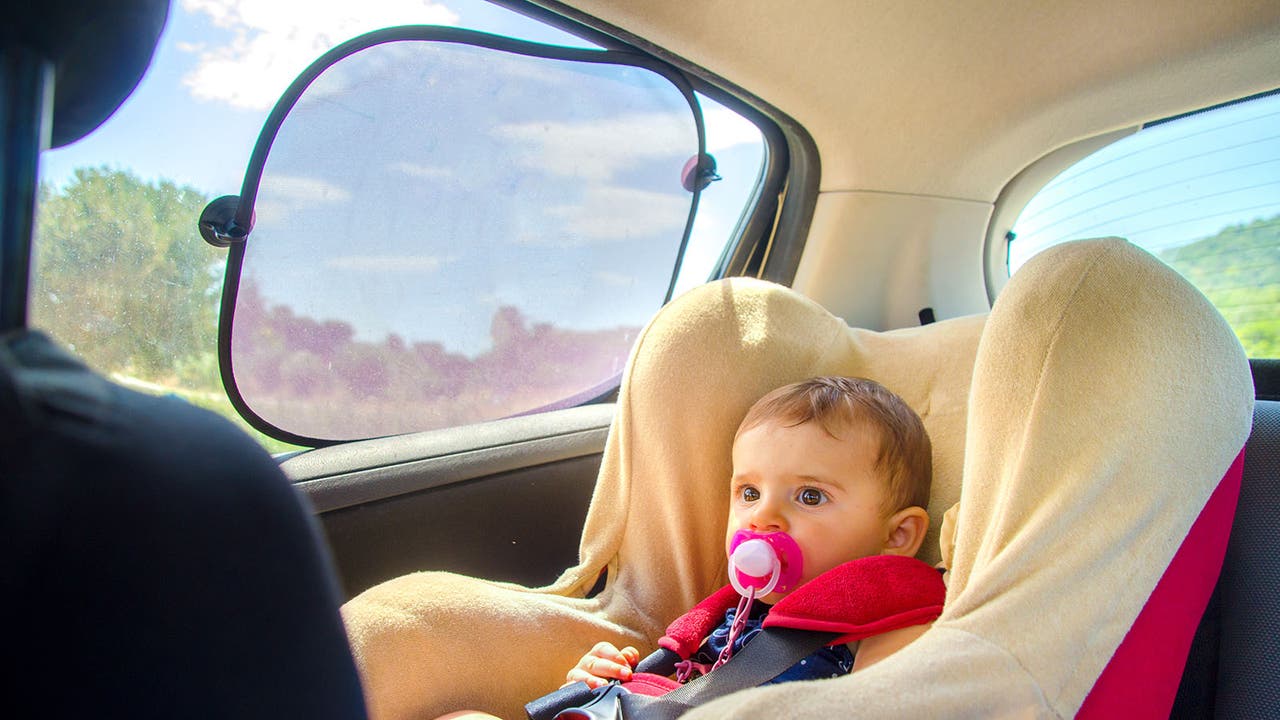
264, 174, 352, 202
493, 112, 695, 182
593, 270, 637, 287
535, 185, 689, 244
391, 161, 453, 179
253, 173, 351, 223
180, 0, 459, 110
325, 255, 449, 272
492, 107, 759, 185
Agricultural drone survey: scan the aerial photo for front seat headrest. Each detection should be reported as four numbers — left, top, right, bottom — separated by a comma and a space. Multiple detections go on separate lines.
2, 0, 168, 148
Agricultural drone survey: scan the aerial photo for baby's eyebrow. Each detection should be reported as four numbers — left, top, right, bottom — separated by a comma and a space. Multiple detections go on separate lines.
795, 474, 845, 489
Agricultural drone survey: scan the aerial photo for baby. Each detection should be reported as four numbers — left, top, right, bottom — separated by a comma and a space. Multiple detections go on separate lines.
441, 376, 934, 720
568, 375, 934, 689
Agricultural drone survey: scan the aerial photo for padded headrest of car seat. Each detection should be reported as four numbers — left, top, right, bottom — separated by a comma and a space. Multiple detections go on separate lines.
1, 0, 168, 148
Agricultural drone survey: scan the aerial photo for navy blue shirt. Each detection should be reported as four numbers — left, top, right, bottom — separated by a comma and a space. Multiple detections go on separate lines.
693, 601, 855, 684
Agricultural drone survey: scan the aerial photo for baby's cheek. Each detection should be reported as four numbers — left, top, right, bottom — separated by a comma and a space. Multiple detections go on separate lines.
723, 523, 740, 556
801, 547, 848, 582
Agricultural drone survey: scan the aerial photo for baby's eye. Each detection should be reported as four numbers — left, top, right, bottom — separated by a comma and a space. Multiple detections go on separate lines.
796, 487, 827, 506
739, 486, 761, 502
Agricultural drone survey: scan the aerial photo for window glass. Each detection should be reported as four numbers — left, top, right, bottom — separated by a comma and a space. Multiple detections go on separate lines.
1008, 92, 1280, 357
32, 0, 767, 450
231, 38, 702, 442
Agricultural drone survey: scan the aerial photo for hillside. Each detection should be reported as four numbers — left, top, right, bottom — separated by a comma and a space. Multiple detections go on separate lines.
1160, 214, 1279, 358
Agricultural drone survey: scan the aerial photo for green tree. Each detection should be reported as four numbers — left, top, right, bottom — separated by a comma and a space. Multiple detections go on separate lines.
32, 167, 220, 385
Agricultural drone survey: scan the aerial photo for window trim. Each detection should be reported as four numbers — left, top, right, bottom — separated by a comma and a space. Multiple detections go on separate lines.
521, 0, 817, 286
986, 89, 1280, 363
985, 87, 1280, 305
983, 127, 1138, 303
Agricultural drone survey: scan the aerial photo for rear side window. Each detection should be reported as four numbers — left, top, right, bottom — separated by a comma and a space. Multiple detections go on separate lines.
33, 0, 768, 451
1007, 91, 1280, 358
216, 30, 742, 445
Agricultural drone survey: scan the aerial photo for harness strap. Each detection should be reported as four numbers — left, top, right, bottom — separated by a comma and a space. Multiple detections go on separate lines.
525, 628, 844, 720
618, 628, 843, 720
526, 556, 945, 720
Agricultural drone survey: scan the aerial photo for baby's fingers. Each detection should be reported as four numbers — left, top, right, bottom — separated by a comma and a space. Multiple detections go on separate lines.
584, 642, 637, 671
566, 660, 631, 688
618, 646, 641, 667
565, 666, 619, 689
568, 644, 636, 686
588, 653, 634, 681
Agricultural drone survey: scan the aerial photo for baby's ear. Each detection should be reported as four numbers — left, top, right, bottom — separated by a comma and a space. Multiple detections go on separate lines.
883, 506, 930, 558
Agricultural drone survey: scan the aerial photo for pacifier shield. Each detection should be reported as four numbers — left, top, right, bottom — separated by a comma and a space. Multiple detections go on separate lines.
728, 530, 804, 596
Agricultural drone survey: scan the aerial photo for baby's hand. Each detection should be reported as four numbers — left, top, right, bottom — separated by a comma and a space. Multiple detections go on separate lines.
564, 642, 640, 689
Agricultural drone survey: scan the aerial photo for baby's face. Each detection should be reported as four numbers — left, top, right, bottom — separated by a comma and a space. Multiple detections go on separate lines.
726, 418, 894, 603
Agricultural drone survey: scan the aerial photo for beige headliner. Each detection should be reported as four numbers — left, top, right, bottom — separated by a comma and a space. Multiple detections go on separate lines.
547, 0, 1280, 202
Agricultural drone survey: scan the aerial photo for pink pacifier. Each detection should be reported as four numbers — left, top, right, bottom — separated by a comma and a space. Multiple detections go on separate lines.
709, 530, 807, 671
727, 529, 804, 598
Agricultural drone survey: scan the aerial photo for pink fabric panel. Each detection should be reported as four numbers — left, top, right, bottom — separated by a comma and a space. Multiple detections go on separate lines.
622, 672, 683, 696
1077, 449, 1246, 718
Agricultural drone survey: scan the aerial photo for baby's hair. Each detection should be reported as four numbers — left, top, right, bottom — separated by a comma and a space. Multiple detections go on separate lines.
736, 376, 932, 513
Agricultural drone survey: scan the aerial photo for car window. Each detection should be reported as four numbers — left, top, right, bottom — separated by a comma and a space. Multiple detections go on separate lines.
1006, 91, 1280, 358
223, 31, 717, 443
32, 0, 766, 451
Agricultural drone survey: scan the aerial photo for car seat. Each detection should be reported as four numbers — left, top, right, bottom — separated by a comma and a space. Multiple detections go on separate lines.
1, 2, 367, 717
342, 237, 1252, 718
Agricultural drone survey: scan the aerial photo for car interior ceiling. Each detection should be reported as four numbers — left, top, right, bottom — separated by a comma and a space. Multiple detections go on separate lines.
545, 0, 1280, 331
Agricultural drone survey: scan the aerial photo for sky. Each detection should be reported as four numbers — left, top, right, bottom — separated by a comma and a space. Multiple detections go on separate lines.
38, 0, 765, 355
40, 0, 761, 205
44, 0, 546, 194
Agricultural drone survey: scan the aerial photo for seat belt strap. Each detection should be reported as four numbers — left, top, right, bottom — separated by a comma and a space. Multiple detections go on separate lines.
618, 627, 843, 720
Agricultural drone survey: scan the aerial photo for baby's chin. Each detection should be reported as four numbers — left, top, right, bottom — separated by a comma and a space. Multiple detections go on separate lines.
760, 568, 828, 603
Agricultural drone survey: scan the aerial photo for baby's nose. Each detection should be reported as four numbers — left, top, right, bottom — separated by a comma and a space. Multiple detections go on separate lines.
749, 499, 787, 531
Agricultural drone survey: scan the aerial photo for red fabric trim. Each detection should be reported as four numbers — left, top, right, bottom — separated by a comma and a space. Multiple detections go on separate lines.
763, 555, 945, 643
1077, 449, 1245, 719
659, 584, 741, 658
658, 555, 945, 658
621, 673, 683, 697
773, 606, 946, 647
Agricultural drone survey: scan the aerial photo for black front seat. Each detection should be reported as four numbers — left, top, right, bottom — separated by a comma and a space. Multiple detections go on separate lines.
1, 2, 367, 717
